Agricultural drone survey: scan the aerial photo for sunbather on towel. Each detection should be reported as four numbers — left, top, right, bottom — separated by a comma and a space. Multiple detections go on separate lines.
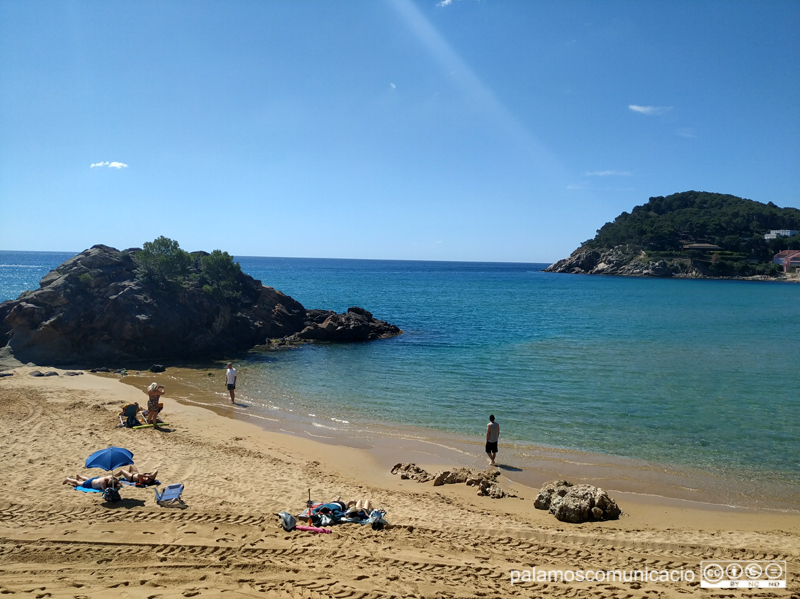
63, 474, 120, 491
312, 502, 345, 516
347, 499, 374, 512
115, 465, 158, 486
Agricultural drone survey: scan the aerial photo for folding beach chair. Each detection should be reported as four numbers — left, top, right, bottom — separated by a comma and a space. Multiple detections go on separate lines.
154, 483, 185, 507
118, 403, 144, 428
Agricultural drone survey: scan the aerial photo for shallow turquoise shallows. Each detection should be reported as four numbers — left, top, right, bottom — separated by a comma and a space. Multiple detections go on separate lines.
2, 251, 798, 492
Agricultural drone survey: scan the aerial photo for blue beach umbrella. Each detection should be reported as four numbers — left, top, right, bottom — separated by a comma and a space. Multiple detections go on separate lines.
85, 446, 134, 471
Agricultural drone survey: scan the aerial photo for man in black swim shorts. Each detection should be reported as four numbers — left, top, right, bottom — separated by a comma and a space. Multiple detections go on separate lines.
485, 414, 500, 466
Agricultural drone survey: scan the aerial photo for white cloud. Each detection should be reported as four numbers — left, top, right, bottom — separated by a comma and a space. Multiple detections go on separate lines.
583, 170, 632, 177
628, 105, 672, 115
437, 0, 453, 6
390, 82, 396, 89
677, 127, 697, 138
90, 161, 128, 169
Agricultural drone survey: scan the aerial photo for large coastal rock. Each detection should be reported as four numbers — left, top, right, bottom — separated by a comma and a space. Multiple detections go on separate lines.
544, 246, 679, 277
0, 245, 401, 366
534, 480, 621, 523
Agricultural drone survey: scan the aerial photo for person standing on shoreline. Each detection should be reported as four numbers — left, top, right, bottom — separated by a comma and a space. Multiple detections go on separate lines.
486, 415, 500, 466
226, 362, 237, 403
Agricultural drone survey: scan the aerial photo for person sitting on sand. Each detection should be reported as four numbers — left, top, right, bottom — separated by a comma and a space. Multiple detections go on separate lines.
144, 382, 166, 427
63, 474, 120, 491
115, 465, 158, 486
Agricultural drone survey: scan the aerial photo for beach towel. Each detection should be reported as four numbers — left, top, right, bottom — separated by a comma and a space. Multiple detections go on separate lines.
73, 476, 102, 493
120, 479, 160, 487
295, 525, 332, 534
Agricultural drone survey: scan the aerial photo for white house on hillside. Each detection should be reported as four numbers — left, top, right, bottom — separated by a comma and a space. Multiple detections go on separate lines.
764, 229, 799, 240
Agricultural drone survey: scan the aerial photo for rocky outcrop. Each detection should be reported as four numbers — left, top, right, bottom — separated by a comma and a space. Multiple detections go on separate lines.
391, 463, 516, 499
0, 245, 401, 366
290, 307, 401, 342
534, 480, 621, 523
391, 463, 434, 483
543, 244, 785, 280
544, 245, 679, 277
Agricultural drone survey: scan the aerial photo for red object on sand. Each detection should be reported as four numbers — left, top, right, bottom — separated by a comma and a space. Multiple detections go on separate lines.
296, 525, 331, 534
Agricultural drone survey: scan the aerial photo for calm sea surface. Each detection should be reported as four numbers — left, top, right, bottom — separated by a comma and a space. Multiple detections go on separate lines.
2, 250, 799, 505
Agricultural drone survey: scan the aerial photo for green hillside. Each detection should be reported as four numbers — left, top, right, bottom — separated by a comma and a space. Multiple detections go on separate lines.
586, 191, 800, 262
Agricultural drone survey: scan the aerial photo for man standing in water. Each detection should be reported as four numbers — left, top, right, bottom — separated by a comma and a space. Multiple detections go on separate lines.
486, 414, 500, 466
226, 362, 237, 403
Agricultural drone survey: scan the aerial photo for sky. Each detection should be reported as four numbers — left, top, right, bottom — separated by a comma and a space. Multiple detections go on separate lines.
1, 1, 798, 263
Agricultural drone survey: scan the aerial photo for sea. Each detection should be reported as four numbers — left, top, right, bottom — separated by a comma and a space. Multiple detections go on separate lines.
2, 250, 799, 510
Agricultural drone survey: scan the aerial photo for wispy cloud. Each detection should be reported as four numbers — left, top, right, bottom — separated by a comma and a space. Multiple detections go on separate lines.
628, 105, 672, 116
583, 170, 632, 177
437, 0, 453, 6
677, 127, 697, 138
390, 82, 396, 89
568, 183, 635, 192
90, 161, 128, 169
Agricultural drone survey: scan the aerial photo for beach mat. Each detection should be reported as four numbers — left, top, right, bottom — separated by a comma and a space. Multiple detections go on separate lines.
120, 479, 160, 487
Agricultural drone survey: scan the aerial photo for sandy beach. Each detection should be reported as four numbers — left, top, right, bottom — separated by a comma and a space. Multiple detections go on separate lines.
0, 366, 798, 598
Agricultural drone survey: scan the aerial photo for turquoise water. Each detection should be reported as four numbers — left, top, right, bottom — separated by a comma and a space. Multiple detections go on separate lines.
2, 251, 799, 497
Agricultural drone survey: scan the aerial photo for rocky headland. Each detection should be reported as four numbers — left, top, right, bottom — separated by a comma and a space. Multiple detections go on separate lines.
544, 191, 800, 280
0, 245, 401, 366
544, 245, 677, 277
544, 244, 787, 280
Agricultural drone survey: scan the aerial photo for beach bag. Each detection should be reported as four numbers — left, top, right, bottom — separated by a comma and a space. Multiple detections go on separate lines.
368, 509, 387, 530
103, 487, 122, 503
278, 511, 297, 532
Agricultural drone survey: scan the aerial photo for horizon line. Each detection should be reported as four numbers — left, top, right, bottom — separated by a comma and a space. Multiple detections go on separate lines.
0, 248, 556, 266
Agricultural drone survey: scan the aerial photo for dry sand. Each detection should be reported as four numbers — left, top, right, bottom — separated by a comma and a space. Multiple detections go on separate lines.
0, 367, 798, 598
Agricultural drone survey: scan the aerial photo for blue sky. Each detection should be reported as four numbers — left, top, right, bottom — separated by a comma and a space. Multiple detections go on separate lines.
1, 1, 798, 263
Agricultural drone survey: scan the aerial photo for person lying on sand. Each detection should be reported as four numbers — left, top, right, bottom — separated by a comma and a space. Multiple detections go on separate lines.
114, 465, 158, 486
347, 499, 373, 512
63, 474, 120, 491
321, 498, 374, 513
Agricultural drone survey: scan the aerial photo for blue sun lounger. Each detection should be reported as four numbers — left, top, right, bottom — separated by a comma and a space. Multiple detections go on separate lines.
154, 483, 185, 507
